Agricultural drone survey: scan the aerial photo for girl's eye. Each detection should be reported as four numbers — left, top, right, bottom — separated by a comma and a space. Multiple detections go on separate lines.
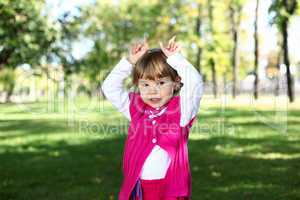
143, 83, 149, 87
159, 81, 165, 85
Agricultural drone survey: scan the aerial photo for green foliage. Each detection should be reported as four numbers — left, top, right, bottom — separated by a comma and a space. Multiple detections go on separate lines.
1, 0, 298, 99
0, 0, 57, 68
51, 13, 84, 77
80, 0, 235, 83
0, 68, 15, 92
269, 0, 299, 29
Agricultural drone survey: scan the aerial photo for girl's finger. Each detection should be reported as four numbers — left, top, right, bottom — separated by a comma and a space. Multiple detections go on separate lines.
142, 42, 147, 49
144, 42, 149, 50
143, 35, 148, 45
168, 42, 173, 51
159, 41, 164, 50
171, 35, 176, 42
167, 41, 171, 49
141, 45, 147, 52
131, 46, 135, 54
167, 38, 173, 49
170, 41, 176, 50
137, 43, 143, 51
136, 47, 142, 54
143, 42, 149, 50
173, 46, 179, 52
170, 35, 177, 49
133, 43, 137, 51
169, 35, 176, 45
175, 43, 181, 52
133, 43, 138, 51
167, 39, 171, 47
174, 43, 179, 50
137, 43, 142, 50
159, 42, 168, 54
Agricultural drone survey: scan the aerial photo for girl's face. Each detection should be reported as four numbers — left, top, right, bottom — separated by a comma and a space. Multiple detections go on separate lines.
138, 76, 178, 108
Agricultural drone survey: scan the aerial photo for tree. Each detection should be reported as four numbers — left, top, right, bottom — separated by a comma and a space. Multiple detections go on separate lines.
81, 1, 149, 90
253, 0, 260, 99
0, 0, 56, 102
194, 1, 204, 73
229, 0, 244, 98
81, 0, 192, 89
207, 0, 218, 98
269, 0, 298, 102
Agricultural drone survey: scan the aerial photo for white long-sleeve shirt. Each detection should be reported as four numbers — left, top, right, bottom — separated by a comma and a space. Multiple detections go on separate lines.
101, 53, 203, 180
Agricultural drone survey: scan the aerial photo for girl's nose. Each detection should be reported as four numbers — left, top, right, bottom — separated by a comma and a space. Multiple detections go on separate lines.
148, 85, 160, 94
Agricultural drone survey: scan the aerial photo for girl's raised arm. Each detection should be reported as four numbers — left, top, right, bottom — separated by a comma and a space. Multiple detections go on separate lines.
101, 39, 149, 121
167, 53, 204, 127
101, 58, 133, 121
160, 36, 204, 127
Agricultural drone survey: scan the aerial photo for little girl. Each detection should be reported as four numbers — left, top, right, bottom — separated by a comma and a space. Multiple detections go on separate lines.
101, 36, 203, 200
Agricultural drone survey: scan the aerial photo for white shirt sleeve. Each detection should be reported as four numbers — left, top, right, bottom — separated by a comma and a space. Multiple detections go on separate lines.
166, 53, 204, 127
101, 57, 132, 121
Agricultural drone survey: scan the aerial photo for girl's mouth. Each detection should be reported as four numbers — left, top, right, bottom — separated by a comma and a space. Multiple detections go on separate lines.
150, 98, 161, 103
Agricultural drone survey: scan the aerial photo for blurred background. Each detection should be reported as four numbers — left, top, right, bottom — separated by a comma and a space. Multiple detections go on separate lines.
0, 0, 300, 199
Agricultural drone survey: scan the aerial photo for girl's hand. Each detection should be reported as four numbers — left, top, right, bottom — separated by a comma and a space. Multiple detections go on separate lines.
159, 36, 181, 57
127, 37, 149, 65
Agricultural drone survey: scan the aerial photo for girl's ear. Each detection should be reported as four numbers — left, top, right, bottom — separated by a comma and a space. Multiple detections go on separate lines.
175, 76, 181, 85
174, 77, 182, 91
174, 83, 180, 91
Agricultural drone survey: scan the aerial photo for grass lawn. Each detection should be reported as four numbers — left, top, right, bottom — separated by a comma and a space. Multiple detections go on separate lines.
0, 95, 299, 200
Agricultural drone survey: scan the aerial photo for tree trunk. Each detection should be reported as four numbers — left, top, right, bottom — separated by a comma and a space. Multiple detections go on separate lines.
223, 73, 227, 95
282, 19, 294, 102
274, 45, 281, 96
5, 82, 15, 103
0, 48, 14, 70
253, 0, 259, 99
195, 3, 203, 73
211, 59, 217, 98
208, 0, 217, 98
229, 6, 239, 98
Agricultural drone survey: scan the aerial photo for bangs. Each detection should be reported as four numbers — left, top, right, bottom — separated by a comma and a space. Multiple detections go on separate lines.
138, 59, 171, 81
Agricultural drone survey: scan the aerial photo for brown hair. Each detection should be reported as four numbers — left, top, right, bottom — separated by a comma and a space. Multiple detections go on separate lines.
132, 48, 182, 94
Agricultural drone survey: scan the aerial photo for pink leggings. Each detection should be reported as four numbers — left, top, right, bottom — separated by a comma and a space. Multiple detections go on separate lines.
140, 178, 188, 200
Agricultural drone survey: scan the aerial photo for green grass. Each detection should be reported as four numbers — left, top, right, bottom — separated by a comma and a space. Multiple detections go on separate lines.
0, 95, 299, 200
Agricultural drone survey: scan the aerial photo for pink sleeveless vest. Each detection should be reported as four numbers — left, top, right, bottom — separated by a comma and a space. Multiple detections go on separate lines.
118, 92, 196, 200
